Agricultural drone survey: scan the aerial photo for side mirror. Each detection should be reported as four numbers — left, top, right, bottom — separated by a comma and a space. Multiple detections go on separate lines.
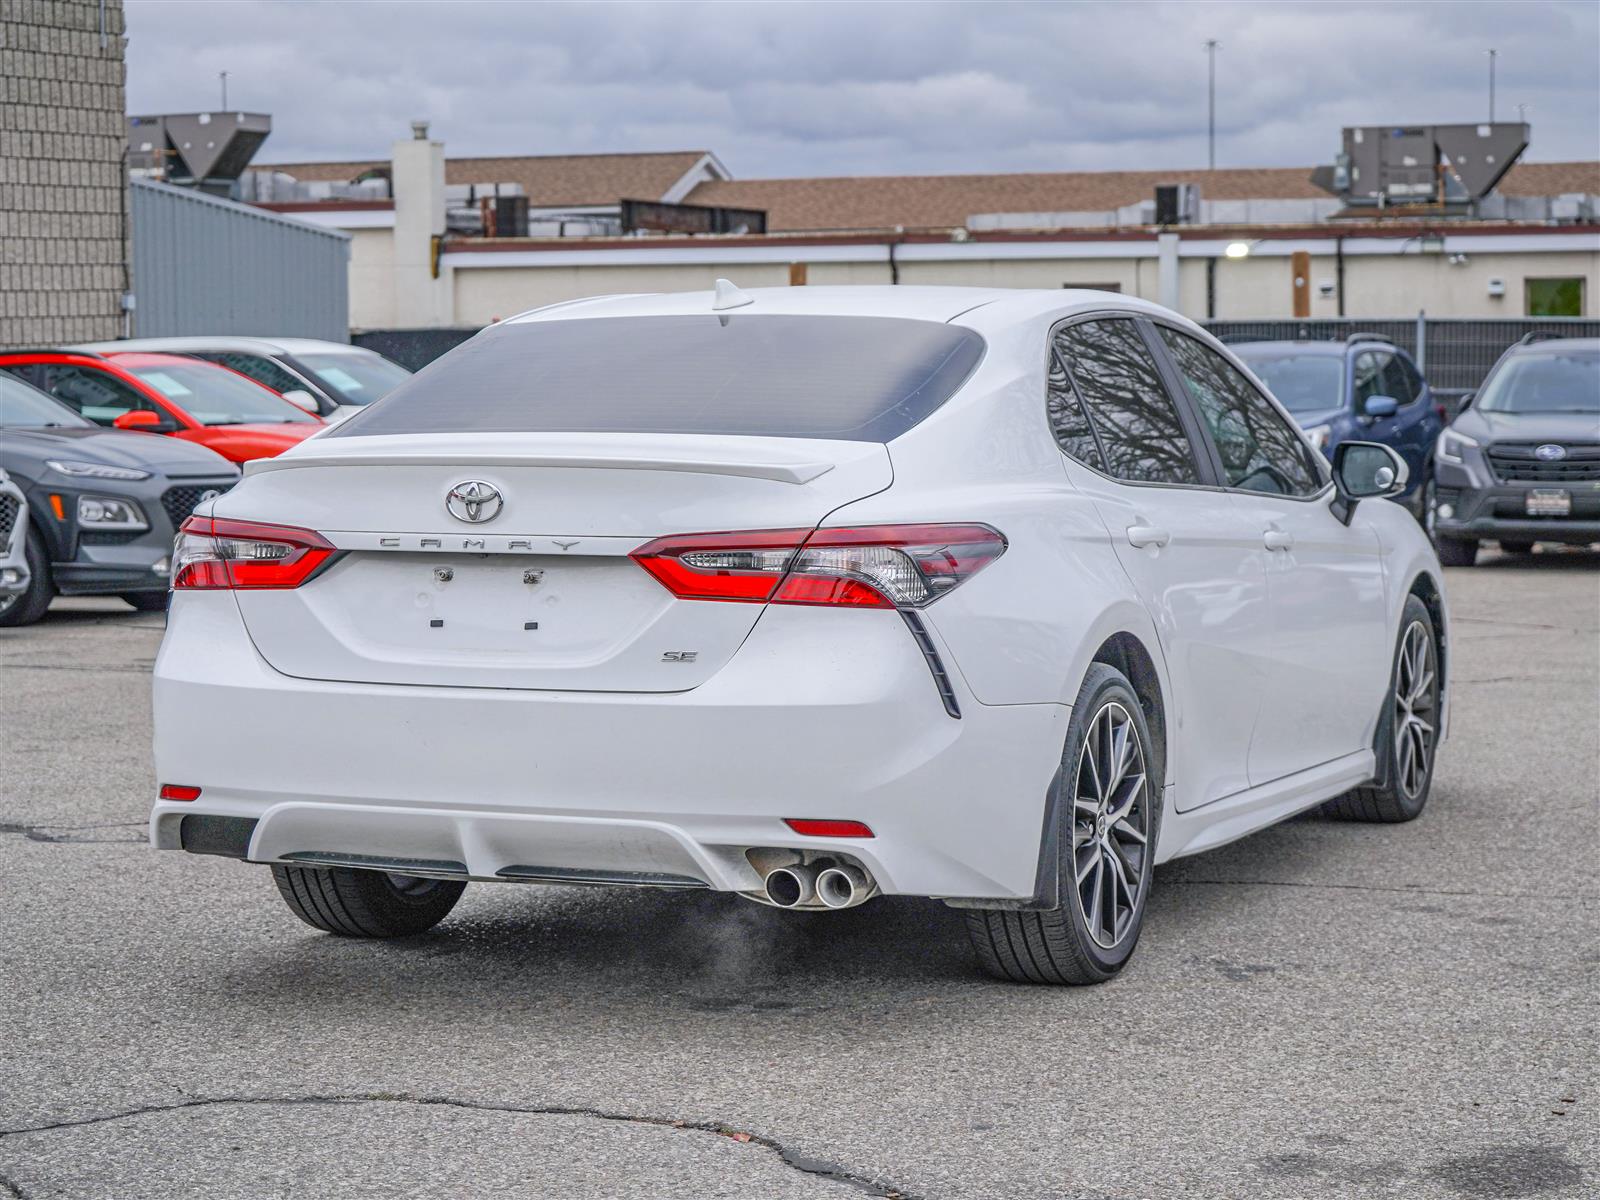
1362, 394, 1399, 419
113, 410, 167, 432
1457, 391, 1475, 415
280, 389, 321, 415
1330, 441, 1408, 525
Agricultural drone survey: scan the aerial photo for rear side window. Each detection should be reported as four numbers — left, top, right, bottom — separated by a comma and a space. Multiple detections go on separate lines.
334, 315, 985, 442
1052, 318, 1202, 485
1046, 349, 1105, 470
203, 352, 306, 396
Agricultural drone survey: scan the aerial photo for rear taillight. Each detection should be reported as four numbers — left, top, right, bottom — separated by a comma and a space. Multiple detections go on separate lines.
631, 523, 1004, 609
172, 516, 335, 590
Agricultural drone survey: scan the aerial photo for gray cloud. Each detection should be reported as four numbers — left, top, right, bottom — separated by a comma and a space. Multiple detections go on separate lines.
125, 0, 1600, 176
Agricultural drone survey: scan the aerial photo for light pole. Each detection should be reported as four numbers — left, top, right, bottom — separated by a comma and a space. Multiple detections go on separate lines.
1205, 39, 1220, 170
1485, 49, 1496, 122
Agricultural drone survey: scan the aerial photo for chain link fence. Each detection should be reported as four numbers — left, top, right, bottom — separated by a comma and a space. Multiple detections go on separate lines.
352, 328, 479, 372
1204, 316, 1600, 398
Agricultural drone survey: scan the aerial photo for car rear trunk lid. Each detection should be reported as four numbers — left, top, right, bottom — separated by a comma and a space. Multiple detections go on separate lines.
225, 433, 892, 692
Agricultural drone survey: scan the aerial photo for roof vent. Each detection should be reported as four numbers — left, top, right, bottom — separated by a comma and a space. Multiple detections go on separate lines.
711, 278, 753, 311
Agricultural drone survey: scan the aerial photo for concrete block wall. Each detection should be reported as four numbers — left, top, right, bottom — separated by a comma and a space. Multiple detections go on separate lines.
0, 0, 129, 346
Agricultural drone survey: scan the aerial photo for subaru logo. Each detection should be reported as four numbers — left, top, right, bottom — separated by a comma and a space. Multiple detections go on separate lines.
1534, 444, 1567, 462
445, 480, 503, 523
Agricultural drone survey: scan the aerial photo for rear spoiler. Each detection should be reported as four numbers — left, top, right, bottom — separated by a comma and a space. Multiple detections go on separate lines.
244, 436, 846, 485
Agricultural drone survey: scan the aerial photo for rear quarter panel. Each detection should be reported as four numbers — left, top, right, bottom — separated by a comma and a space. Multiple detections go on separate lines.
821, 309, 1174, 774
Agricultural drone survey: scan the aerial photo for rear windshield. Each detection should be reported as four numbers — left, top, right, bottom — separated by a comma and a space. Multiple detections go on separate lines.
332, 315, 986, 442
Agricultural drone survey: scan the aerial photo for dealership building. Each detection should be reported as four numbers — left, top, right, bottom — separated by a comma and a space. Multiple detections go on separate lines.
251, 124, 1600, 333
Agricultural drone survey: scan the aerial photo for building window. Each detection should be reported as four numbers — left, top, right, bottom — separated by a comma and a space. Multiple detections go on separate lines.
1525, 277, 1585, 317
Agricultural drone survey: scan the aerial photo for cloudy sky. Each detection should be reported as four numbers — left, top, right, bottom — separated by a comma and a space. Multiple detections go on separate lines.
125, 1, 1599, 177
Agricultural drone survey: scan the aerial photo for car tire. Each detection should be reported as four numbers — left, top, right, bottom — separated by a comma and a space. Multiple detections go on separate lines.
1412, 471, 1433, 527
1322, 595, 1440, 823
0, 524, 55, 627
965, 663, 1161, 986
121, 591, 170, 613
1498, 540, 1535, 555
270, 864, 466, 937
1435, 537, 1478, 567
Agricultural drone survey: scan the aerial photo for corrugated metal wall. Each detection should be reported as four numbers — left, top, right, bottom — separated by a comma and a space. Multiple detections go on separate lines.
130, 178, 350, 339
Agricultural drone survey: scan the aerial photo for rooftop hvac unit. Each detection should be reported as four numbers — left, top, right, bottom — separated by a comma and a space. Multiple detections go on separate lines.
487, 195, 529, 238
1154, 183, 1200, 225
1311, 123, 1529, 208
128, 112, 272, 195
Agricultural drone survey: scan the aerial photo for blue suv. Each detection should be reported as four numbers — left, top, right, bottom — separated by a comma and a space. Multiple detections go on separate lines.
1230, 336, 1442, 520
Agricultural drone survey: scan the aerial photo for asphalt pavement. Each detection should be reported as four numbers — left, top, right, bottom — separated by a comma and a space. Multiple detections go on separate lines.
1, 547, 1595, 1199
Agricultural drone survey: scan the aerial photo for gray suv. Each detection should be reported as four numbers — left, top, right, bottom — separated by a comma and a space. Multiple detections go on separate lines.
1432, 336, 1600, 565
0, 372, 239, 624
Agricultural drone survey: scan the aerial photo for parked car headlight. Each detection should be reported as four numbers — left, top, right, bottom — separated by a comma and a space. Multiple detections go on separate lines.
1436, 429, 1479, 465
47, 459, 151, 481
1304, 423, 1332, 452
77, 495, 149, 531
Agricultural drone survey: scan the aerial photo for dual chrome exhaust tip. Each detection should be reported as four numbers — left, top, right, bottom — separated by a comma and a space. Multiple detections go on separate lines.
762, 860, 874, 909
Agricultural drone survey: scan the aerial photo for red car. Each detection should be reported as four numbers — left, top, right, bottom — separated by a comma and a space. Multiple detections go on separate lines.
0, 350, 322, 463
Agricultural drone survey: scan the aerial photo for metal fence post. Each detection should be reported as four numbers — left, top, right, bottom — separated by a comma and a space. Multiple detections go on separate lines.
1416, 310, 1427, 373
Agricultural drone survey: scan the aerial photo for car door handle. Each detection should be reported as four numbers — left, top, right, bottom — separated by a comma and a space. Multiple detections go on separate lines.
1126, 525, 1171, 549
1263, 529, 1295, 551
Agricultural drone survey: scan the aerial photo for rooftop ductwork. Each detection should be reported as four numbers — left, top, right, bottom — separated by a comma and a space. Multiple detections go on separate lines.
1312, 122, 1531, 209
128, 112, 272, 196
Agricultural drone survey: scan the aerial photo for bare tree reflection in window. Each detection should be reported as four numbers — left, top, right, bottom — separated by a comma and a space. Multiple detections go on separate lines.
1156, 328, 1322, 496
1053, 320, 1201, 485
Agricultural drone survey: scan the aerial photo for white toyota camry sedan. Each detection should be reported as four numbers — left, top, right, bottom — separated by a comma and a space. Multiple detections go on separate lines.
150, 285, 1448, 985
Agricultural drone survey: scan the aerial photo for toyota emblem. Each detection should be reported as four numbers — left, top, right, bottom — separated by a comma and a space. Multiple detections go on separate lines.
445, 480, 503, 523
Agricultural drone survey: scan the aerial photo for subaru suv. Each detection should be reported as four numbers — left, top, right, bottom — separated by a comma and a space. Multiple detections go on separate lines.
1431, 336, 1600, 565
1231, 336, 1441, 520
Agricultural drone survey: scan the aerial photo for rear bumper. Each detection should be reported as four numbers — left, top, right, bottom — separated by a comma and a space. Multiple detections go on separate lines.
151, 593, 1068, 901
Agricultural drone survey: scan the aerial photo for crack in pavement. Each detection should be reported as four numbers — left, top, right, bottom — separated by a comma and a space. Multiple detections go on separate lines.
1451, 615, 1593, 634
0, 1169, 23, 1200
1164, 877, 1596, 901
0, 663, 152, 674
0, 821, 146, 846
0, 1094, 919, 1199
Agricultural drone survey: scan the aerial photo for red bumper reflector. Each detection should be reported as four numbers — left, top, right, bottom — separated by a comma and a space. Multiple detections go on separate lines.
784, 818, 874, 838
159, 784, 202, 802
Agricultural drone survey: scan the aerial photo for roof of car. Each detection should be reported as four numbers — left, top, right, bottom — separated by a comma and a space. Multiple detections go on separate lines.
502, 285, 1182, 329
100, 351, 235, 368
69, 336, 368, 356
1226, 339, 1408, 356
1508, 336, 1600, 355
1228, 341, 1349, 356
